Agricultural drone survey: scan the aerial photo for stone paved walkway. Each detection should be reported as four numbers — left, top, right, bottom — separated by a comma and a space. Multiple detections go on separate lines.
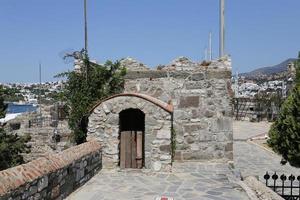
234, 141, 299, 179
66, 121, 300, 200
233, 121, 299, 181
233, 121, 272, 141
66, 163, 249, 200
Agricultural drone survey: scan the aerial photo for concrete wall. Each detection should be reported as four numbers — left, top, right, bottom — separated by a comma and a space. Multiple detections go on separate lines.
0, 141, 102, 200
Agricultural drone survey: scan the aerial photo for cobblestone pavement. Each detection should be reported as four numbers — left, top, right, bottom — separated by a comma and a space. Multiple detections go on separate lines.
233, 121, 299, 181
66, 163, 249, 200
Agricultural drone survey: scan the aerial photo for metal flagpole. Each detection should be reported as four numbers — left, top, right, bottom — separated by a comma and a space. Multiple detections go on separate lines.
209, 32, 212, 61
39, 62, 42, 117
84, 0, 88, 54
219, 0, 225, 58
84, 0, 89, 83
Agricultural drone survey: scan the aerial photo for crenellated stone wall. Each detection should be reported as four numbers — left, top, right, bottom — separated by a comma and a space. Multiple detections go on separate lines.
0, 141, 102, 200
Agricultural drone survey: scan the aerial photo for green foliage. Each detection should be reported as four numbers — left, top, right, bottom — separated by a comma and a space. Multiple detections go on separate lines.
0, 86, 31, 170
268, 86, 300, 167
171, 126, 176, 161
0, 86, 7, 118
0, 129, 31, 170
60, 55, 126, 144
294, 51, 300, 85
2, 87, 24, 102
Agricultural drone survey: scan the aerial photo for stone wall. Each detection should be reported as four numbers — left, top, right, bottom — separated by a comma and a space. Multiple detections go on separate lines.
124, 57, 233, 162
0, 141, 102, 200
88, 95, 172, 172
4, 105, 73, 163
87, 56, 233, 172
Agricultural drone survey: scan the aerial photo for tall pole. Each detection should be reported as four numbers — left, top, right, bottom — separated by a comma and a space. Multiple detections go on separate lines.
84, 0, 88, 54
209, 32, 212, 61
219, 0, 225, 58
204, 48, 208, 60
84, 0, 89, 83
39, 62, 42, 116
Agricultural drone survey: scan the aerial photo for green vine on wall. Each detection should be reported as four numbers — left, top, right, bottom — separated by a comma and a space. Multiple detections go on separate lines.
171, 126, 176, 161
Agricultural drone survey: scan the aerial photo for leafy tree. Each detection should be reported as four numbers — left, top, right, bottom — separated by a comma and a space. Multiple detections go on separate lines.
0, 130, 31, 170
295, 52, 300, 85
0, 86, 7, 118
58, 53, 126, 144
0, 86, 31, 170
268, 52, 300, 167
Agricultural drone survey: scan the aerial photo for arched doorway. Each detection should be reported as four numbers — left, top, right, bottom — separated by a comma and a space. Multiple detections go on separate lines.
119, 109, 145, 169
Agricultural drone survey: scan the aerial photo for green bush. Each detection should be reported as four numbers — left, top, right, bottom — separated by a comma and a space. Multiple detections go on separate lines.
0, 86, 7, 118
58, 54, 126, 144
268, 53, 300, 167
0, 86, 31, 170
0, 130, 31, 170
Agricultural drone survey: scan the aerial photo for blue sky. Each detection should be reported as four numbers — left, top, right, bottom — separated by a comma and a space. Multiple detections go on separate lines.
0, 0, 299, 83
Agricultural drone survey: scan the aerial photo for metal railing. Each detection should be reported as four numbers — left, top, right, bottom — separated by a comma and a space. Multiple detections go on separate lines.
28, 116, 67, 128
264, 172, 300, 200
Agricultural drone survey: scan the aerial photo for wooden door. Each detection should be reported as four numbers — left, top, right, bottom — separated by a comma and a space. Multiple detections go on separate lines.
120, 131, 143, 169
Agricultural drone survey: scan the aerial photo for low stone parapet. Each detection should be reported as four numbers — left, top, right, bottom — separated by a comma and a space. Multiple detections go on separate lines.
0, 140, 102, 200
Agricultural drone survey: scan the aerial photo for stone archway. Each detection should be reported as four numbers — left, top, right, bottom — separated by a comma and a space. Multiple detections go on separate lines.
88, 93, 173, 172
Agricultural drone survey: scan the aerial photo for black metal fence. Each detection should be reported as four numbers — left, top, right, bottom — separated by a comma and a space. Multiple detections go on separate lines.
28, 116, 67, 128
264, 172, 300, 200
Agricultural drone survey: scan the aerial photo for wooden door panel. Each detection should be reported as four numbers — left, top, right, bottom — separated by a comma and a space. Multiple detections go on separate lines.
136, 131, 143, 169
120, 131, 143, 169
120, 132, 126, 169
131, 131, 137, 168
125, 131, 131, 168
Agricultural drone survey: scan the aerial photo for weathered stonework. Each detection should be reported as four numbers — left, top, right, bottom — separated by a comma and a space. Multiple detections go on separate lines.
0, 141, 102, 200
88, 56, 233, 171
88, 95, 172, 172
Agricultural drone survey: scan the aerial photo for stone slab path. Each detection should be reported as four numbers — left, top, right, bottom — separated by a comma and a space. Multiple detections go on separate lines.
233, 121, 299, 181
66, 163, 249, 200
233, 121, 272, 141
66, 121, 300, 199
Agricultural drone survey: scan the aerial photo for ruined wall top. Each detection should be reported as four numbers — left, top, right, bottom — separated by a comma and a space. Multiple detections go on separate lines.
120, 56, 231, 72
120, 57, 150, 71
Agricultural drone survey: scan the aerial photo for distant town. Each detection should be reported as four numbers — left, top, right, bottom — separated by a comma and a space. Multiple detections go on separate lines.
0, 81, 64, 105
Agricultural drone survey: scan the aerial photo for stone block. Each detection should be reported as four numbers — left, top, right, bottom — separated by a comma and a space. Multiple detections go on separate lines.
178, 96, 200, 108
182, 151, 214, 160
173, 110, 191, 120
225, 142, 233, 152
176, 144, 190, 150
160, 155, 171, 161
185, 136, 195, 144
51, 185, 60, 199
212, 117, 232, 132
75, 169, 85, 182
28, 185, 37, 196
152, 161, 162, 171
173, 151, 182, 161
204, 110, 215, 118
183, 124, 203, 133
37, 176, 48, 192
190, 143, 199, 151
191, 72, 205, 81
159, 145, 171, 152
157, 129, 171, 139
